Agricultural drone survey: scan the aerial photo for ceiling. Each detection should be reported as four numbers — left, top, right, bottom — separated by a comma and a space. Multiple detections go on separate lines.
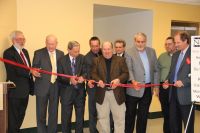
94, 5, 148, 19
155, 0, 200, 5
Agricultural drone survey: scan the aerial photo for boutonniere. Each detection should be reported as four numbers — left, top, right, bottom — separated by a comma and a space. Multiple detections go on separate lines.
186, 57, 191, 65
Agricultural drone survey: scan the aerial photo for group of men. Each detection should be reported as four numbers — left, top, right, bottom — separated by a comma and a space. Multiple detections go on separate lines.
3, 30, 194, 133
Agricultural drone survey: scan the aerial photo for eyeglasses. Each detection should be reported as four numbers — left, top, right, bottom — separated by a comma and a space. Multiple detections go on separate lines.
15, 38, 25, 41
136, 41, 145, 43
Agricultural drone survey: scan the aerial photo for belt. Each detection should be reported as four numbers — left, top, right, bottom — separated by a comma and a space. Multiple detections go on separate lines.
105, 87, 113, 91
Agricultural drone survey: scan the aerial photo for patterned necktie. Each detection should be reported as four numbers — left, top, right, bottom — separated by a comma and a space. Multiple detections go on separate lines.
174, 52, 184, 82
71, 58, 76, 76
50, 52, 56, 83
71, 58, 78, 89
20, 51, 27, 66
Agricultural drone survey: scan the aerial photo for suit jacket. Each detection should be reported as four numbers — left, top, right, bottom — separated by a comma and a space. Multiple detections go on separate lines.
85, 50, 102, 79
167, 46, 191, 105
91, 55, 129, 105
32, 47, 64, 97
3, 45, 34, 98
57, 54, 86, 100
125, 46, 159, 98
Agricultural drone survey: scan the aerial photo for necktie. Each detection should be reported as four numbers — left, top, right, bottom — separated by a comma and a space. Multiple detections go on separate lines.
71, 58, 76, 76
174, 52, 184, 82
71, 58, 78, 88
20, 51, 27, 66
50, 52, 56, 83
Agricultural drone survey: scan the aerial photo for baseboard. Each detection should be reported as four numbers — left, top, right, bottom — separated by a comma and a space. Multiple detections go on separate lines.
148, 111, 163, 119
21, 104, 200, 132
21, 121, 89, 133
195, 104, 200, 111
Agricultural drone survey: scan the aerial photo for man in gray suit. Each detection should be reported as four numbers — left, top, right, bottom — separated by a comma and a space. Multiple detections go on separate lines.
32, 35, 64, 133
125, 32, 159, 133
163, 31, 194, 133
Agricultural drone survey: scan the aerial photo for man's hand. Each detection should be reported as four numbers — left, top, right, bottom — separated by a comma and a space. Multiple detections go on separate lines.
77, 76, 85, 83
131, 80, 141, 90
174, 80, 184, 88
110, 79, 120, 89
163, 80, 169, 89
70, 77, 78, 85
88, 80, 95, 88
31, 69, 41, 77
98, 80, 105, 88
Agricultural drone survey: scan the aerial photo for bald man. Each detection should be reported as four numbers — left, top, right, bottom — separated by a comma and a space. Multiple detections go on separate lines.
32, 35, 64, 133
91, 41, 129, 133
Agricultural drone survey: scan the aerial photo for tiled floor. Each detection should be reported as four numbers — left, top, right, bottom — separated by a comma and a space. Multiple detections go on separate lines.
66, 111, 200, 133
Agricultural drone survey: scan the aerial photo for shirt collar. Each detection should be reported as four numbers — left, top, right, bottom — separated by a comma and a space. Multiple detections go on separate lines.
181, 45, 189, 55
69, 54, 75, 62
13, 44, 22, 54
48, 50, 56, 55
117, 53, 123, 57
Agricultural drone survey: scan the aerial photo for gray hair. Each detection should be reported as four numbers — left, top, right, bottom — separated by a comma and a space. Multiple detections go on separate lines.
101, 41, 113, 49
68, 41, 80, 50
10, 30, 24, 40
134, 32, 147, 41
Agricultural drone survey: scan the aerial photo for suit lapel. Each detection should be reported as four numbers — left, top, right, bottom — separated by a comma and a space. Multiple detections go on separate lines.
110, 56, 116, 75
56, 49, 61, 63
133, 47, 145, 70
100, 56, 107, 82
22, 49, 31, 66
44, 48, 52, 68
75, 55, 80, 75
11, 46, 24, 65
66, 54, 73, 75
178, 46, 190, 72
145, 48, 151, 71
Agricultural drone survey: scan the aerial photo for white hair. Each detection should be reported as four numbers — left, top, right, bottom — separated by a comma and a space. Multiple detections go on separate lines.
10, 30, 24, 40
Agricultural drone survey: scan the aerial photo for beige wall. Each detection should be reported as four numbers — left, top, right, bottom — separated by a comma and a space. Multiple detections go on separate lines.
0, 0, 200, 128
0, 0, 17, 81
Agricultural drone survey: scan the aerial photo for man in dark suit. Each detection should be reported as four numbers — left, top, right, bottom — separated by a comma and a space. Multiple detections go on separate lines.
85, 36, 101, 133
32, 35, 64, 133
163, 32, 194, 133
90, 41, 129, 133
110, 39, 127, 133
3, 30, 35, 133
114, 39, 126, 57
58, 41, 86, 133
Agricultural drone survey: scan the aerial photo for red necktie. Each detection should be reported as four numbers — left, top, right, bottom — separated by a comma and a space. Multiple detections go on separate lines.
20, 51, 27, 66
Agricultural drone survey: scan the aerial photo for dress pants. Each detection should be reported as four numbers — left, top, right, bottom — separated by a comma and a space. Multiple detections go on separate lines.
61, 88, 85, 133
87, 87, 98, 133
36, 83, 59, 133
8, 97, 29, 133
125, 87, 152, 133
159, 83, 170, 133
169, 86, 194, 133
96, 91, 126, 133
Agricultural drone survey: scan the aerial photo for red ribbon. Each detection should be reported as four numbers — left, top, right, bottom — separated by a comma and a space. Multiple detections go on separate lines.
0, 57, 174, 89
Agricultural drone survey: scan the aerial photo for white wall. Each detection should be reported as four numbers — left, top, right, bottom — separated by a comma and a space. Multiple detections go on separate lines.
94, 11, 153, 50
